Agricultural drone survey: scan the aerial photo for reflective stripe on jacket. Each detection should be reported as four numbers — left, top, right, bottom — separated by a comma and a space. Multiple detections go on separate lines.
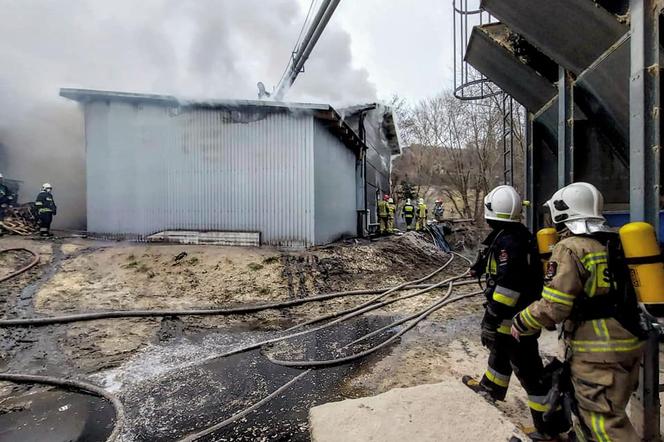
403, 205, 415, 218
515, 235, 644, 362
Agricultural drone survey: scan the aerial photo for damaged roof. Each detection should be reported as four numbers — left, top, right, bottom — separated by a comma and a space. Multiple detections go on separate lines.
60, 88, 377, 157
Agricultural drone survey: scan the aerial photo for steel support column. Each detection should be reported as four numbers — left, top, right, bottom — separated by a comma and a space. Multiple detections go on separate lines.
526, 112, 535, 230
630, 0, 661, 230
630, 1, 661, 440
557, 66, 574, 187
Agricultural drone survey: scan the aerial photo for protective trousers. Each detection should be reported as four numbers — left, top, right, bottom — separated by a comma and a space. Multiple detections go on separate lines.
39, 212, 53, 236
387, 215, 395, 232
415, 217, 426, 231
571, 357, 641, 442
481, 333, 567, 435
379, 216, 389, 234
405, 217, 414, 231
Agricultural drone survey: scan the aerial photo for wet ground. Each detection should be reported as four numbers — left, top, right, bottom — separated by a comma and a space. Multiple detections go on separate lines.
0, 235, 485, 442
104, 315, 398, 441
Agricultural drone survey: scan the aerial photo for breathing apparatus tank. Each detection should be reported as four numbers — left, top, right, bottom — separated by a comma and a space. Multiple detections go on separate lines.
619, 222, 664, 317
537, 228, 559, 272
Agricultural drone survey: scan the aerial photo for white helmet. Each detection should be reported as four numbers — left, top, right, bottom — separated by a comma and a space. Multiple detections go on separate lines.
484, 185, 522, 223
406, 198, 412, 204
418, 198, 424, 204
545, 182, 607, 234
42, 183, 52, 191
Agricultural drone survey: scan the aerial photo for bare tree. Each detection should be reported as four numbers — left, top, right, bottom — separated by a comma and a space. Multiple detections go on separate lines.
393, 91, 506, 220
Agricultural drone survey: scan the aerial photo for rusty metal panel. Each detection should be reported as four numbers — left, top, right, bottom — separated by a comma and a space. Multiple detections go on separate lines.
85, 100, 317, 248
481, 0, 627, 75
466, 24, 556, 111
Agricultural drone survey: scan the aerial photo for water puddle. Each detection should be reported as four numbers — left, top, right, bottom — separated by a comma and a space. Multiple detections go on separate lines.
0, 389, 115, 442
102, 315, 399, 441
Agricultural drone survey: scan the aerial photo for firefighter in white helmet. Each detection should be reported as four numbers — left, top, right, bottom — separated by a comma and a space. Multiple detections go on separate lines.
512, 182, 645, 441
463, 185, 568, 439
35, 183, 57, 237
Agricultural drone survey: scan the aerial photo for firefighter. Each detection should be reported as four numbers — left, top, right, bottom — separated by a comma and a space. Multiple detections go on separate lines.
462, 185, 566, 439
35, 183, 57, 237
402, 199, 415, 231
0, 173, 14, 219
415, 198, 428, 231
512, 182, 645, 442
377, 194, 390, 235
433, 198, 445, 222
387, 197, 396, 232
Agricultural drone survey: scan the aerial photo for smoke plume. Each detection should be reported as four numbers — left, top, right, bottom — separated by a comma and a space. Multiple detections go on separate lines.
0, 0, 377, 229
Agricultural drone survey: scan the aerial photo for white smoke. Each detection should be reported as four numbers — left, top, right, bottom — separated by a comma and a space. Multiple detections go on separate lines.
0, 0, 377, 228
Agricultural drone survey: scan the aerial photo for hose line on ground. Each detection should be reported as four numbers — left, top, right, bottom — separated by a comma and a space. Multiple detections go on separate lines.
0, 373, 125, 442
285, 254, 456, 332
0, 248, 40, 283
177, 369, 312, 442
181, 272, 481, 440
265, 291, 482, 368
0, 280, 475, 327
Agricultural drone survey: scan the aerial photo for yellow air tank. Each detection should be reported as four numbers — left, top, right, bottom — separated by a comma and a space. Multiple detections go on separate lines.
537, 228, 558, 272
619, 222, 664, 316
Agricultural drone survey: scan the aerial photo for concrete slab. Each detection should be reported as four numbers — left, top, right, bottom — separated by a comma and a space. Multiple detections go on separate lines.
309, 379, 527, 442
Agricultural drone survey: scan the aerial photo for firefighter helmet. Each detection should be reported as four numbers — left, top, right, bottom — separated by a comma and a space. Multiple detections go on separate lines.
42, 183, 52, 191
484, 185, 522, 223
418, 198, 424, 205
388, 198, 394, 203
545, 182, 604, 224
406, 199, 412, 205
545, 182, 607, 234
383, 194, 390, 201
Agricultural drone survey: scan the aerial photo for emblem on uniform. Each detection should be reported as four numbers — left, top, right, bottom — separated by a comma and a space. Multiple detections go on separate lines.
545, 261, 558, 280
498, 249, 509, 263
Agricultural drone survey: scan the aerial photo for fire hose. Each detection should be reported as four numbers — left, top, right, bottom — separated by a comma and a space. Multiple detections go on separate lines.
0, 248, 40, 283
1, 250, 479, 442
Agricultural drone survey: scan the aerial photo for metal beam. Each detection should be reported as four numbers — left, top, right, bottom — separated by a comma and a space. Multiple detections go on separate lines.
630, 1, 661, 440
526, 112, 535, 230
630, 0, 661, 230
557, 67, 574, 187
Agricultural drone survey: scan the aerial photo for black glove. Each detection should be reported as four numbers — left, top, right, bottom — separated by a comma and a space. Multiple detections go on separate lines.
480, 308, 500, 348
481, 325, 497, 348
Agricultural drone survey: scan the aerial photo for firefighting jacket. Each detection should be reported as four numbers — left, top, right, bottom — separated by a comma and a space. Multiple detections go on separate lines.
378, 200, 389, 218
513, 235, 645, 363
479, 223, 543, 335
417, 203, 428, 218
403, 204, 415, 219
388, 203, 396, 216
35, 191, 57, 215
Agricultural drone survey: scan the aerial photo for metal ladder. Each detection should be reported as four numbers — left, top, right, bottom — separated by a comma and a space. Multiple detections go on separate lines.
502, 93, 515, 186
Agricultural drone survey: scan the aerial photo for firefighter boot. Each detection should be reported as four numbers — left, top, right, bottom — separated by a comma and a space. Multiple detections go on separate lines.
461, 375, 497, 402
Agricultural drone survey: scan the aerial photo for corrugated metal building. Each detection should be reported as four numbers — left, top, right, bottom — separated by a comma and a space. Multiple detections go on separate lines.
61, 89, 400, 248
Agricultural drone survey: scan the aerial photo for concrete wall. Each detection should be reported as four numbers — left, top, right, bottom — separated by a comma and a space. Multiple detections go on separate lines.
313, 120, 358, 244
85, 100, 318, 247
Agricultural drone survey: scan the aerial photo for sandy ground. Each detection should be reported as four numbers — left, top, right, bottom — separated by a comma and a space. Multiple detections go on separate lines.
310, 379, 527, 442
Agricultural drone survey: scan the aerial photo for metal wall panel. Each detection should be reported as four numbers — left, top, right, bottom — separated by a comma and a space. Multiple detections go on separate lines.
313, 120, 358, 244
86, 100, 318, 247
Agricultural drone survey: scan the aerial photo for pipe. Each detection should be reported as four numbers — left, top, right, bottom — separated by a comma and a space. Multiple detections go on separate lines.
0, 373, 125, 442
0, 248, 40, 283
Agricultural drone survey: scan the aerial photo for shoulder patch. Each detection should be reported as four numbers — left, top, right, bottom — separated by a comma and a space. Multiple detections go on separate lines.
545, 261, 558, 280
